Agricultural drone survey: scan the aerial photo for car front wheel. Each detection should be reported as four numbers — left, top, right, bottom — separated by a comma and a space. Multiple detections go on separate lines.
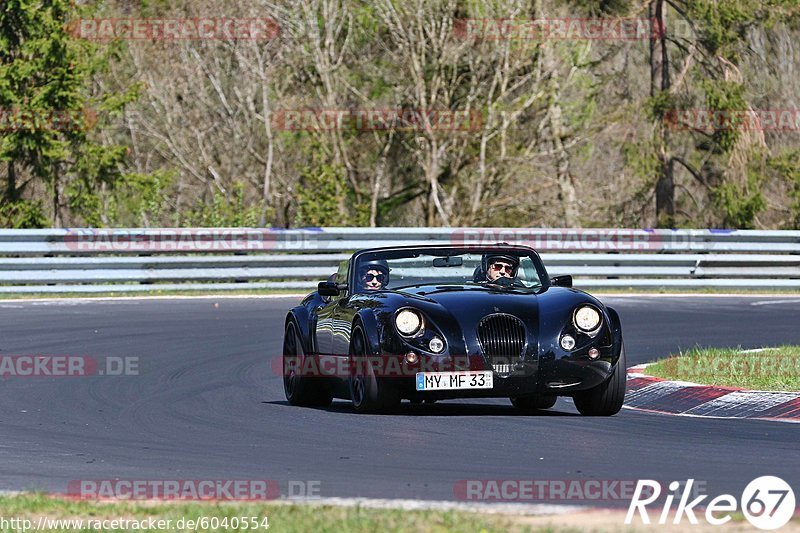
349, 325, 399, 414
282, 321, 332, 407
573, 343, 627, 416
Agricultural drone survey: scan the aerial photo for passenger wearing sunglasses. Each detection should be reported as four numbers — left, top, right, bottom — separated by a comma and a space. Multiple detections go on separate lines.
481, 253, 520, 283
358, 259, 390, 291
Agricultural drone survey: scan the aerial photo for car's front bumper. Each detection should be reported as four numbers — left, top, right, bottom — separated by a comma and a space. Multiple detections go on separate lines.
381, 343, 620, 400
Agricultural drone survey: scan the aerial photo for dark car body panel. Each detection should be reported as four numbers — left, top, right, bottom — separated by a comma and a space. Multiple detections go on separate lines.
286, 244, 623, 401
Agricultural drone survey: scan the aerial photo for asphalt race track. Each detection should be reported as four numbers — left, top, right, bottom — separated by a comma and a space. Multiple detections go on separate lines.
0, 295, 798, 505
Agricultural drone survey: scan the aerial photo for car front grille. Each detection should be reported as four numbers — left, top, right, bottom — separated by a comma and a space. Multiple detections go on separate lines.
477, 314, 526, 371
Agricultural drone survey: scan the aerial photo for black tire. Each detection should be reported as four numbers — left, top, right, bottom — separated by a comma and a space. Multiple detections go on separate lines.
510, 395, 557, 412
282, 321, 332, 407
349, 325, 400, 413
573, 343, 627, 416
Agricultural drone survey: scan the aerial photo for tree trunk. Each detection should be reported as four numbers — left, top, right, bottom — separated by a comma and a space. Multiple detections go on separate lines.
537, 0, 578, 227
549, 99, 579, 227
6, 162, 18, 201
651, 0, 674, 227
425, 148, 450, 227
656, 157, 675, 226
52, 166, 64, 228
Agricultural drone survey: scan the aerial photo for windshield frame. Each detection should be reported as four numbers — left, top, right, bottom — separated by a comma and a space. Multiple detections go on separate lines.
349, 245, 551, 293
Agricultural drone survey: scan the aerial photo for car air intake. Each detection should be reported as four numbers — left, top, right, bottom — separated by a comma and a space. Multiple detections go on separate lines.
477, 314, 526, 369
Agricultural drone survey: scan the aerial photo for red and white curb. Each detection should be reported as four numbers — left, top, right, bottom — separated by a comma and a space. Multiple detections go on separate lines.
624, 364, 800, 423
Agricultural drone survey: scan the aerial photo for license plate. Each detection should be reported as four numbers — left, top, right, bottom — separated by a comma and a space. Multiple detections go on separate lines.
415, 371, 493, 391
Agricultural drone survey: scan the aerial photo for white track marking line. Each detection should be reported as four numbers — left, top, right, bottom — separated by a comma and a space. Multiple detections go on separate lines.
750, 299, 800, 306
684, 391, 800, 416
624, 363, 800, 423
273, 496, 584, 515
621, 405, 800, 423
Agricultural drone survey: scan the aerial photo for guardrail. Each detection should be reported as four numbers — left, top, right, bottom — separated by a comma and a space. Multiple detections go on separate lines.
0, 228, 797, 293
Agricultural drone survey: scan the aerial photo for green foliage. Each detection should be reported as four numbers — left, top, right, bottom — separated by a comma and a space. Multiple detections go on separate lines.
0, 198, 47, 228
0, 0, 150, 226
294, 163, 368, 227
70, 169, 175, 227
295, 164, 343, 226
623, 140, 660, 183
350, 5, 381, 47
111, 170, 174, 227
647, 91, 679, 121
765, 149, 800, 229
702, 80, 748, 153
686, 1, 755, 59
133, 0, 177, 18
181, 182, 267, 227
2, 0, 798, 231
711, 157, 766, 229
564, 0, 633, 16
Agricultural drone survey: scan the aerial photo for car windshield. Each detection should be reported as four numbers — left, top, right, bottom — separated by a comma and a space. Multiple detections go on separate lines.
352, 248, 546, 293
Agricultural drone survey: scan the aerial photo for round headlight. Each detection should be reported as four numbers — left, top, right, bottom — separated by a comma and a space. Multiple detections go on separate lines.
429, 337, 445, 353
396, 309, 422, 336
560, 334, 576, 350
574, 306, 601, 332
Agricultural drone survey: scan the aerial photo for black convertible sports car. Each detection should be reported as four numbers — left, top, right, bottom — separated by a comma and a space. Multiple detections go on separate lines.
282, 244, 625, 415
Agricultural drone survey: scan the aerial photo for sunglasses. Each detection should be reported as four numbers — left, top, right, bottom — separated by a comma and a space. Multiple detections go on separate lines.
490, 263, 515, 274
362, 273, 386, 282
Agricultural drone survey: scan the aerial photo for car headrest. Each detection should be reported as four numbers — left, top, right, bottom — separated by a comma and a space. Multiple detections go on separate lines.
472, 265, 485, 282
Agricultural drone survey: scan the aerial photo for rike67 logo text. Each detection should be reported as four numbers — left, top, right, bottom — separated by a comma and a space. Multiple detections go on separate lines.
626, 477, 795, 530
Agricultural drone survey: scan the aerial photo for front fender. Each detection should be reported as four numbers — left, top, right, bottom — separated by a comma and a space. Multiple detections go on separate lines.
606, 306, 624, 365
354, 310, 382, 356
286, 306, 314, 353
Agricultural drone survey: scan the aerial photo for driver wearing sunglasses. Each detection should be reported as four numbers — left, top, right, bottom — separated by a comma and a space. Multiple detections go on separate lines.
482, 253, 520, 283
358, 259, 390, 291
361, 269, 386, 290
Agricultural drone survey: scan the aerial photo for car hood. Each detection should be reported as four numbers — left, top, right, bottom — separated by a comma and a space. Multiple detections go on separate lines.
395, 284, 543, 318
372, 284, 602, 356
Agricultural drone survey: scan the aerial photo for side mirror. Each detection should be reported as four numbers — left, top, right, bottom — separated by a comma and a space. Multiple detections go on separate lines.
550, 275, 573, 288
318, 281, 341, 297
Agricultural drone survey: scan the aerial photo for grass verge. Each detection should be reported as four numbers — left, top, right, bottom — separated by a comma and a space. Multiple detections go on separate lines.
0, 493, 558, 533
644, 345, 800, 391
1, 493, 798, 532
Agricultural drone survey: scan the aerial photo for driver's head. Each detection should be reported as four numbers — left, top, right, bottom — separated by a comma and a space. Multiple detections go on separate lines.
358, 259, 389, 290
483, 254, 519, 282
